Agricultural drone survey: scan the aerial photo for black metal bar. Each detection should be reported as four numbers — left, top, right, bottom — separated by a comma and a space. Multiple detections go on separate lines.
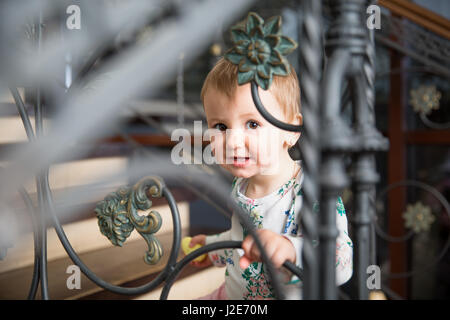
17, 187, 41, 300
350, 0, 388, 300
297, 0, 323, 300
351, 153, 375, 300
351, 69, 378, 301
158, 187, 182, 279
250, 81, 302, 132
319, 48, 352, 300
37, 177, 49, 300
9, 88, 35, 142
35, 5, 50, 300
10, 83, 41, 300
160, 241, 242, 300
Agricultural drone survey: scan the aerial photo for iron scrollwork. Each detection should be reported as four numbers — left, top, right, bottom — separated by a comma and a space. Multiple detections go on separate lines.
95, 176, 164, 265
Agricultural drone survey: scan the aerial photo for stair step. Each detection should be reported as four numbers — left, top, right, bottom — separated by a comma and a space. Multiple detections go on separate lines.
134, 266, 225, 300
23, 157, 128, 194
124, 99, 203, 119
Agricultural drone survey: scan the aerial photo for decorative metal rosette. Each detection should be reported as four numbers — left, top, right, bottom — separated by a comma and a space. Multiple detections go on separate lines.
402, 201, 435, 234
95, 186, 134, 247
224, 12, 298, 90
409, 85, 442, 115
95, 177, 164, 265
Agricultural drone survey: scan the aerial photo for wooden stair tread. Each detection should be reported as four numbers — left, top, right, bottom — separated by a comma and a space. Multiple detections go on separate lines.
134, 266, 225, 300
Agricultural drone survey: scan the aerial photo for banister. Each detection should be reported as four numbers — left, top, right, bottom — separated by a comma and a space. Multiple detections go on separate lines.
379, 0, 450, 40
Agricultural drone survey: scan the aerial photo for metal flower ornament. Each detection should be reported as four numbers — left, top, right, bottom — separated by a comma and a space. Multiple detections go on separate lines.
224, 12, 298, 90
402, 201, 435, 234
409, 85, 442, 115
95, 177, 164, 265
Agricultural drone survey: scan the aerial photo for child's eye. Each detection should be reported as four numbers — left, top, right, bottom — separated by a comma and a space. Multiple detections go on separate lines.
213, 123, 227, 131
246, 120, 259, 130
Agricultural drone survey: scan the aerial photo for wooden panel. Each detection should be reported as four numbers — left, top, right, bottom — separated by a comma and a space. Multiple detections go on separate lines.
406, 129, 450, 145
387, 46, 408, 298
379, 0, 450, 39
134, 267, 225, 300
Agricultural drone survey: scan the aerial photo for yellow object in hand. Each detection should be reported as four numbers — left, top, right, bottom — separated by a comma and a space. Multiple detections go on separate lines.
369, 290, 387, 300
181, 237, 207, 262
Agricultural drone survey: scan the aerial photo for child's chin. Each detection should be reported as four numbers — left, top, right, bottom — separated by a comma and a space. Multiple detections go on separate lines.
222, 165, 255, 178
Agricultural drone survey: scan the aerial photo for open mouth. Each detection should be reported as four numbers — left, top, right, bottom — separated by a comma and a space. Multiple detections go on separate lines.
229, 156, 251, 167
233, 156, 250, 161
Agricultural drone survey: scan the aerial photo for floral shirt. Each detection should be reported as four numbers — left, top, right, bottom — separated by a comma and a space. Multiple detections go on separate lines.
205, 160, 353, 300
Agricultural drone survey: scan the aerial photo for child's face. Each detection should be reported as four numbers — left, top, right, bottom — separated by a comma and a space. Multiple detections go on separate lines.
203, 83, 295, 178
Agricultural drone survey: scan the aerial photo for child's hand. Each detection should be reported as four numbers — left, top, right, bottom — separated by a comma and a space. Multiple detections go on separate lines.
188, 234, 212, 268
240, 229, 296, 269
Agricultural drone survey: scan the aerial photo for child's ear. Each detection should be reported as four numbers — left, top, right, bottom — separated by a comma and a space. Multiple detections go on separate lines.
284, 113, 303, 148
295, 113, 303, 126
289, 113, 302, 146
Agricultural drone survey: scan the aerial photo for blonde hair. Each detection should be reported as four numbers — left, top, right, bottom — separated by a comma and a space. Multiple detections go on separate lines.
200, 57, 301, 123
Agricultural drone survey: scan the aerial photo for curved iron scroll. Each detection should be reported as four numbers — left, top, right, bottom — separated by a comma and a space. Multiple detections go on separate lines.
250, 81, 302, 132
373, 180, 450, 279
50, 176, 182, 295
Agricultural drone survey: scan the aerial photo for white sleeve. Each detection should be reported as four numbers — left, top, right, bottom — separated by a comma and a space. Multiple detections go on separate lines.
283, 234, 304, 268
289, 197, 353, 286
335, 197, 353, 286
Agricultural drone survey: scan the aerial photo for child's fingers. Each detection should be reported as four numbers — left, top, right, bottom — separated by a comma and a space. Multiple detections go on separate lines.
263, 242, 277, 262
242, 235, 265, 263
271, 251, 286, 269
189, 238, 198, 247
189, 235, 205, 247
243, 236, 261, 262
190, 258, 209, 268
239, 255, 251, 270
250, 243, 261, 261
241, 235, 254, 257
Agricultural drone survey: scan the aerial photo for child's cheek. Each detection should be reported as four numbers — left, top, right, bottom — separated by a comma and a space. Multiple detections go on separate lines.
210, 137, 225, 161
258, 129, 279, 157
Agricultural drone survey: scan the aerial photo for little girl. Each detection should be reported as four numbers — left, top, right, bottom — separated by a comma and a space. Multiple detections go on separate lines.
188, 57, 353, 300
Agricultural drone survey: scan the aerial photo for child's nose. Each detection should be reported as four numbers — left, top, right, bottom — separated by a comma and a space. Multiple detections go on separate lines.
225, 129, 246, 149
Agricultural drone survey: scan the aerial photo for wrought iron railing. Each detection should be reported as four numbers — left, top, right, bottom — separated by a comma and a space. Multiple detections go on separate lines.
1, 0, 448, 300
